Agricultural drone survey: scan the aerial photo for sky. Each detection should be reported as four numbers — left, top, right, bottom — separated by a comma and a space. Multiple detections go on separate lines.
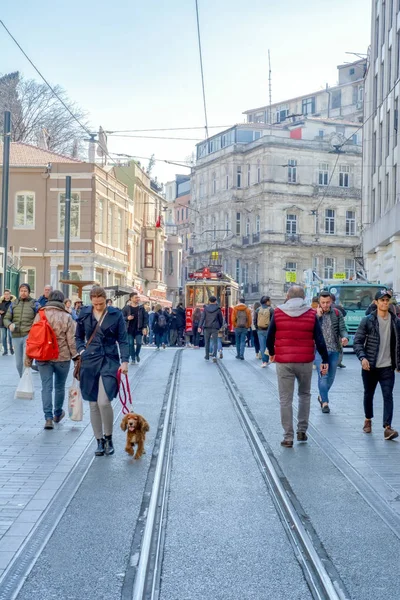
1, 0, 372, 183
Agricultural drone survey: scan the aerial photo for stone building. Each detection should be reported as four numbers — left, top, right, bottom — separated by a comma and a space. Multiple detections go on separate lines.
362, 0, 400, 291
190, 120, 362, 303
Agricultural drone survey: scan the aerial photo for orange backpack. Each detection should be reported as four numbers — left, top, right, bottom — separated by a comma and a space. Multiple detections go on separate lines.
26, 309, 59, 361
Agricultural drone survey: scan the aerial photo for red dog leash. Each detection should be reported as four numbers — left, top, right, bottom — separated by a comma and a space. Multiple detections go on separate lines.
117, 371, 133, 415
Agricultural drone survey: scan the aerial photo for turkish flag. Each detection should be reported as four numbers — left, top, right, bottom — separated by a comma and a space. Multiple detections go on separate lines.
156, 215, 161, 228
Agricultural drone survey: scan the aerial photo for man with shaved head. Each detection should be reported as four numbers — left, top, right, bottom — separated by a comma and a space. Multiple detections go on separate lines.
266, 285, 329, 448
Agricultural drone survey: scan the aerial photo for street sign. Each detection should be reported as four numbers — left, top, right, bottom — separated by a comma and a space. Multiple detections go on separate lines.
286, 271, 296, 283
333, 272, 346, 279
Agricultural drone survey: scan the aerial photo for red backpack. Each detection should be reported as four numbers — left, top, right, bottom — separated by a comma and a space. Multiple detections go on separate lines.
26, 309, 59, 361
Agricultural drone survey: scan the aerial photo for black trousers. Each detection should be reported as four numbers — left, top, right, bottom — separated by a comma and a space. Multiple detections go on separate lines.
362, 366, 395, 427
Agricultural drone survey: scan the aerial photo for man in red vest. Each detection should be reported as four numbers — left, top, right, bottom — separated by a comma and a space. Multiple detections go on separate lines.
267, 285, 329, 448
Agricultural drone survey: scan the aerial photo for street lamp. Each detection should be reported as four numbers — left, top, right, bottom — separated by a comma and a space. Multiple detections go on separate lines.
18, 247, 38, 269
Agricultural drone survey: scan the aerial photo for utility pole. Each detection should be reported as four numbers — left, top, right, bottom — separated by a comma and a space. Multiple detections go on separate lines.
61, 176, 71, 297
268, 50, 272, 133
0, 111, 11, 292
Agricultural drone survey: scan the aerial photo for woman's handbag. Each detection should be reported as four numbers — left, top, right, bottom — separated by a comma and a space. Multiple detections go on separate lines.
68, 378, 83, 421
73, 309, 107, 381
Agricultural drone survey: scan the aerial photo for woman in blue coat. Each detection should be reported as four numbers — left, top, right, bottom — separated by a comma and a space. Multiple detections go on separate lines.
75, 286, 129, 456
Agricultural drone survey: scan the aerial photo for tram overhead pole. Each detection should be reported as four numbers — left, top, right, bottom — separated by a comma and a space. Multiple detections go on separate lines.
0, 111, 11, 292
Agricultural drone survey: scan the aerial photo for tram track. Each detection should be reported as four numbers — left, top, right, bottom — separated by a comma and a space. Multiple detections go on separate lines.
216, 359, 350, 600
122, 349, 182, 600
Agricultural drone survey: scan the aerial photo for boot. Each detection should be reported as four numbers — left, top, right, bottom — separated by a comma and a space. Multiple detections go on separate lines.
95, 438, 105, 456
104, 435, 114, 455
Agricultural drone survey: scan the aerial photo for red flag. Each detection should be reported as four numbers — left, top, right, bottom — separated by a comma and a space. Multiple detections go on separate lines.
155, 215, 161, 228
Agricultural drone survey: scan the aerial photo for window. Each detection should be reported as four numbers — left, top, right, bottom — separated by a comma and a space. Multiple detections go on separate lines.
286, 214, 297, 234
98, 199, 104, 241
276, 108, 289, 123
246, 218, 250, 236
15, 192, 35, 228
167, 251, 173, 275
339, 165, 350, 188
318, 163, 329, 186
186, 207, 188, 219
226, 173, 229, 190
346, 210, 356, 235
117, 209, 123, 249
247, 164, 251, 187
59, 192, 80, 238
288, 159, 297, 183
199, 177, 204, 199
318, 130, 324, 138
395, 164, 398, 204
255, 214, 260, 234
257, 161, 261, 184
387, 111, 391, 157
349, 68, 355, 76
286, 261, 297, 272
236, 166, 242, 188
242, 263, 249, 285
236, 259, 240, 283
345, 258, 356, 279
145, 240, 154, 268
212, 216, 216, 240
108, 205, 113, 246
331, 89, 342, 109
212, 172, 217, 195
324, 257, 334, 279
236, 212, 241, 235
225, 213, 230, 233
255, 263, 259, 283
312, 256, 319, 272
325, 209, 335, 234
25, 268, 36, 297
302, 96, 316, 115
395, 98, 398, 134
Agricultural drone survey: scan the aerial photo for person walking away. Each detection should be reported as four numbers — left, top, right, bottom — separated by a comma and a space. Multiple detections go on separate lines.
169, 309, 179, 346
25, 290, 78, 429
153, 304, 168, 349
354, 290, 400, 440
76, 286, 129, 456
330, 293, 347, 368
175, 302, 186, 346
36, 285, 53, 309
0, 289, 15, 355
252, 302, 261, 358
148, 305, 156, 345
255, 295, 274, 368
198, 296, 223, 362
266, 285, 328, 448
232, 298, 252, 360
122, 292, 148, 364
315, 291, 348, 413
4, 283, 37, 377
192, 306, 202, 348
211, 319, 226, 359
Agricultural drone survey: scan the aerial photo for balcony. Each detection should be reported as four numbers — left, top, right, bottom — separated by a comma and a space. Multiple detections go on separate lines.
251, 283, 259, 293
252, 233, 260, 243
285, 233, 300, 243
242, 235, 250, 245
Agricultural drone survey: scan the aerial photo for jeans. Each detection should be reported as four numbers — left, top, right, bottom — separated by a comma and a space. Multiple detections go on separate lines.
314, 351, 340, 404
204, 328, 218, 358
210, 337, 223, 354
13, 335, 28, 378
192, 324, 200, 347
128, 333, 142, 361
235, 328, 247, 358
169, 329, 179, 346
252, 330, 260, 354
1, 328, 13, 354
149, 327, 154, 344
37, 360, 70, 420
362, 366, 395, 427
276, 362, 313, 441
155, 331, 164, 348
257, 329, 269, 363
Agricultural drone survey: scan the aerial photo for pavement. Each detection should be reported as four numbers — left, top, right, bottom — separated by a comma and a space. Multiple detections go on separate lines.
1, 346, 400, 599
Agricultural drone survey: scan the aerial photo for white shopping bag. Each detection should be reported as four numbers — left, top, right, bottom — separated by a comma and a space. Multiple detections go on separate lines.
15, 368, 34, 400
68, 378, 83, 421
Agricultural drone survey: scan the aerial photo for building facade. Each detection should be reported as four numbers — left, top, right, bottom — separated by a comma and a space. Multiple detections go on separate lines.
362, 0, 400, 291
191, 122, 362, 303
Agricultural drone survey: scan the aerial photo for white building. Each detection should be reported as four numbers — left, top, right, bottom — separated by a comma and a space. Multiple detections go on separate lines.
190, 120, 362, 303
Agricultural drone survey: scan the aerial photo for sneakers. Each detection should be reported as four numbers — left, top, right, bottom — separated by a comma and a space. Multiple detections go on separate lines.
297, 432, 308, 442
235, 355, 240, 360
44, 419, 54, 430
363, 419, 372, 434
136, 356, 141, 363
280, 440, 293, 448
321, 404, 330, 414
212, 357, 217, 363
240, 356, 244, 361
53, 410, 65, 424
130, 360, 136, 365
162, 343, 166, 350
384, 426, 399, 440
219, 351, 223, 359
337, 363, 346, 369
256, 352, 261, 359
261, 362, 268, 368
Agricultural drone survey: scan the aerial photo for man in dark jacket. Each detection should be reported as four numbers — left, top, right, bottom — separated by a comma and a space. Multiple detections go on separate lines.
0, 289, 15, 355
122, 292, 149, 364
36, 285, 53, 309
199, 296, 223, 362
175, 303, 186, 346
266, 286, 328, 448
354, 290, 400, 440
315, 291, 348, 413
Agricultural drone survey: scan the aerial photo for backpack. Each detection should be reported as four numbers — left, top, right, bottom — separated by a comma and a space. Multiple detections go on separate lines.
236, 308, 248, 328
157, 313, 167, 329
26, 309, 59, 361
257, 307, 271, 329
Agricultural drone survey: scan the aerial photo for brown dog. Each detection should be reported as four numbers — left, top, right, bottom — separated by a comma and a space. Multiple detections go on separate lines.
120, 412, 150, 459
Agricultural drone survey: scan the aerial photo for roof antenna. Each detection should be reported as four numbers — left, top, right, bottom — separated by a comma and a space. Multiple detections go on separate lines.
268, 50, 272, 134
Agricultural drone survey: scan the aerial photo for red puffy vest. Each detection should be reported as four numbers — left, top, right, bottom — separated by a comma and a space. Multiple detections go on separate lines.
26, 309, 59, 361
274, 307, 316, 363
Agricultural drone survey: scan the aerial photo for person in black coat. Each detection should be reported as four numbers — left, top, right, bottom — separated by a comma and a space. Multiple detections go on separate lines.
75, 286, 129, 456
354, 290, 400, 440
0, 289, 15, 355
153, 304, 169, 349
122, 292, 148, 364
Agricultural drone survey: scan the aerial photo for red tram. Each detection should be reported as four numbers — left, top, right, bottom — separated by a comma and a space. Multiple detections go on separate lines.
185, 267, 239, 342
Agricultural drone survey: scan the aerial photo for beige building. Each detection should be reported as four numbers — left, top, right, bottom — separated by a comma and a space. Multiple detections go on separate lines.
362, 0, 400, 291
191, 121, 362, 303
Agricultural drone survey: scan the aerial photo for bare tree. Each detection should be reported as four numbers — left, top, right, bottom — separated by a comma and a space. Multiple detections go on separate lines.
0, 71, 91, 157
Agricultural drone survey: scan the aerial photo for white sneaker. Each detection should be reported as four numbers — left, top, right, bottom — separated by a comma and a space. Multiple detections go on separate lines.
261, 363, 268, 368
